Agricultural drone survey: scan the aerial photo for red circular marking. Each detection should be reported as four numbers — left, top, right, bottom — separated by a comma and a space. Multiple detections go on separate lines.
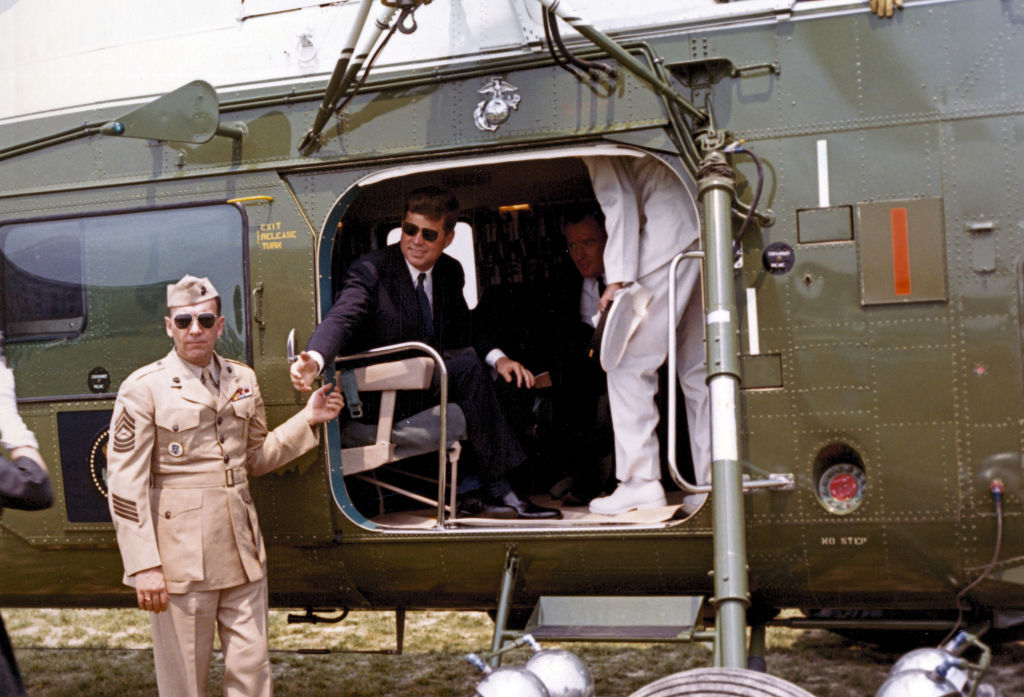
828, 473, 859, 501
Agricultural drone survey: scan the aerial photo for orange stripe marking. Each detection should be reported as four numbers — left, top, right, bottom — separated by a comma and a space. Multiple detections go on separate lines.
890, 207, 911, 296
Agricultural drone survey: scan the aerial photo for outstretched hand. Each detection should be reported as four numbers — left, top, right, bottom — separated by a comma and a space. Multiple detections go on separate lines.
290, 351, 320, 392
305, 383, 345, 425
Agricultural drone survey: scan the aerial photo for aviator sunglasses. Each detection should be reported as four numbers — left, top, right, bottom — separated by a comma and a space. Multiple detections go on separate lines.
401, 221, 443, 243
172, 312, 218, 330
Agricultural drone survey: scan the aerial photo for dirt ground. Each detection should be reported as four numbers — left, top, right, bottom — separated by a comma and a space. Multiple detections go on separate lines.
4, 608, 1022, 697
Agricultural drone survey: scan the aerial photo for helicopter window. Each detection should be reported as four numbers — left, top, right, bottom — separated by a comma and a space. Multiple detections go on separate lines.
0, 204, 248, 396
0, 228, 84, 339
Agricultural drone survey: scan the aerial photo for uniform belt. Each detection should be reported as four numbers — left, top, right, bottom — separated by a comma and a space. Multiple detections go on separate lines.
151, 465, 248, 488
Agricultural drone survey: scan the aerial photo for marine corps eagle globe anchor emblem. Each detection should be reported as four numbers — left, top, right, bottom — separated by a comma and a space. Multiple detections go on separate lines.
473, 78, 521, 132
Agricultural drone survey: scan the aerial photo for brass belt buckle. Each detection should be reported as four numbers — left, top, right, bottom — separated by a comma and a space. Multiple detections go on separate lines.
225, 468, 236, 487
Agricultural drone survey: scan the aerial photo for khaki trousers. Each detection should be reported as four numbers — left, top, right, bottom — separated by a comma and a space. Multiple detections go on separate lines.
150, 577, 271, 697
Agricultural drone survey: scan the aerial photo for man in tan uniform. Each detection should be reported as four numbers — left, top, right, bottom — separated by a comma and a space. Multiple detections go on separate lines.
107, 275, 343, 697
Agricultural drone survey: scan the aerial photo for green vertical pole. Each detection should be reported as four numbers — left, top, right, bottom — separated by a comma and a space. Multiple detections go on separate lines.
697, 152, 749, 669
489, 546, 519, 668
748, 621, 768, 672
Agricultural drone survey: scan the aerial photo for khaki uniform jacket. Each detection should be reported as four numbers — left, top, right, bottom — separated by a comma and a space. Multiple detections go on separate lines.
107, 350, 318, 594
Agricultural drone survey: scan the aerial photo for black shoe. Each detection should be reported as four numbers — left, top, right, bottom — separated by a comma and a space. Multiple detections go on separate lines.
457, 494, 518, 519
511, 498, 563, 519
477, 502, 520, 519
559, 490, 591, 507
500, 492, 562, 520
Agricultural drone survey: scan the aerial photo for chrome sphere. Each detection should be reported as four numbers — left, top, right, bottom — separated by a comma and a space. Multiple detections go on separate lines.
475, 666, 551, 697
875, 667, 962, 697
890, 648, 968, 693
525, 649, 595, 697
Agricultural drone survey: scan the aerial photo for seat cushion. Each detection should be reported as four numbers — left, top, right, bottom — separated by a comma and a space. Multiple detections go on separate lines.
341, 403, 466, 461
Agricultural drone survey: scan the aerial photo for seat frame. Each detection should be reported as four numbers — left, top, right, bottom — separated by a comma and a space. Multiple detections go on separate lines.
337, 352, 463, 522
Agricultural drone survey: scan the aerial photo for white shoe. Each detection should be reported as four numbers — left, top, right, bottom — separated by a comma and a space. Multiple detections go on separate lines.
589, 480, 667, 515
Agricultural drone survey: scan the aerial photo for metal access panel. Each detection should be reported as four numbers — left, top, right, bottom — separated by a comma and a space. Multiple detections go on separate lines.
857, 198, 947, 306
524, 596, 705, 642
797, 206, 853, 244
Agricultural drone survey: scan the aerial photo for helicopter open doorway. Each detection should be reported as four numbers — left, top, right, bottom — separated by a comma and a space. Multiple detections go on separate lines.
314, 144, 706, 530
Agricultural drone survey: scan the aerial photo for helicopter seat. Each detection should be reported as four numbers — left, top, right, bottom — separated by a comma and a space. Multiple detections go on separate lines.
337, 357, 466, 518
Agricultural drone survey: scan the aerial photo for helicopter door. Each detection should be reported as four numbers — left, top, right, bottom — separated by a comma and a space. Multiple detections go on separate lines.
313, 145, 704, 529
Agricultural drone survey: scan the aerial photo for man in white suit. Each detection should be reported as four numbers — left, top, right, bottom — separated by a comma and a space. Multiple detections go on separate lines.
583, 154, 711, 515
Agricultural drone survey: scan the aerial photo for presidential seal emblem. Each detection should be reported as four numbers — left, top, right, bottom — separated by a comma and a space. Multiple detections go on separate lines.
168, 441, 184, 457
88, 427, 110, 497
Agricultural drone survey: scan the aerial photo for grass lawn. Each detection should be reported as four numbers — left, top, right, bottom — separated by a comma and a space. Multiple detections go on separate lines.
4, 608, 1022, 697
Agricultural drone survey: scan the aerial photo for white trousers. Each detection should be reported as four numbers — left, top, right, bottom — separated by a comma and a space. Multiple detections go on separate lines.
607, 256, 711, 487
151, 577, 271, 697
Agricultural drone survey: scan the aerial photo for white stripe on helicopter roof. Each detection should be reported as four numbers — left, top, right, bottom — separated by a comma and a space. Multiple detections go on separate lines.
1, 0, 934, 123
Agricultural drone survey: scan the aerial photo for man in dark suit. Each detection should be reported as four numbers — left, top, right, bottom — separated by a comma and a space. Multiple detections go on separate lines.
516, 207, 610, 505
0, 348, 52, 697
544, 208, 615, 503
472, 207, 615, 505
290, 186, 559, 519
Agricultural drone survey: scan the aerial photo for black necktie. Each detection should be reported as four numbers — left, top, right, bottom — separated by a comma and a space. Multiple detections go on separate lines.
416, 272, 435, 341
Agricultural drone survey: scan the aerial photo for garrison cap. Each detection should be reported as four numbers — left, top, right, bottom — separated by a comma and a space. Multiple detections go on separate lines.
167, 275, 219, 308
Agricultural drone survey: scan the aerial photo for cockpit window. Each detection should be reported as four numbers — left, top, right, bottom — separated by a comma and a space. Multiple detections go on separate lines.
0, 204, 249, 396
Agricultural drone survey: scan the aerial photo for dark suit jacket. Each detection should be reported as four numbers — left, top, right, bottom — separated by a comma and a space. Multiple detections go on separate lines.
308, 243, 496, 365
474, 264, 601, 385
550, 272, 606, 399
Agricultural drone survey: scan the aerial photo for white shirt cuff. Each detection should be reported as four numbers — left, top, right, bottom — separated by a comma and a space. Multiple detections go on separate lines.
308, 350, 325, 372
485, 348, 507, 368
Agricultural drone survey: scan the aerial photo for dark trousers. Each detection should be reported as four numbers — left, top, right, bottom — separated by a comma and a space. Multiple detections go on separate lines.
431, 348, 526, 495
0, 614, 25, 697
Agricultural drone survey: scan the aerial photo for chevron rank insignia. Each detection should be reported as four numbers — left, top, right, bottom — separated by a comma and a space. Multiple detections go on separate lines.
112, 409, 136, 453
111, 493, 139, 523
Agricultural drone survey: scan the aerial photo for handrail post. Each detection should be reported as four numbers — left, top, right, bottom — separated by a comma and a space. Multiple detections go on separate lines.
667, 250, 711, 496
697, 151, 749, 669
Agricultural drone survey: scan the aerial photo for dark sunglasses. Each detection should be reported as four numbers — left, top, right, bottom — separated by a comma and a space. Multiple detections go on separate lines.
402, 221, 443, 243
172, 312, 218, 330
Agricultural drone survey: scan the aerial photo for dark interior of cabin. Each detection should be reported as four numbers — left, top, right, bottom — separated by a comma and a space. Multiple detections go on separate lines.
328, 155, 695, 525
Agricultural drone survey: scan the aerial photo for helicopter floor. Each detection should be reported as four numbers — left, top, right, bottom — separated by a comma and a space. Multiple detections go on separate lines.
368, 492, 697, 529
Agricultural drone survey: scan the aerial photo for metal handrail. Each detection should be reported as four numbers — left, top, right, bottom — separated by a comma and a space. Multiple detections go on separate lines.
333, 341, 451, 527
666, 251, 793, 495
667, 250, 712, 496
